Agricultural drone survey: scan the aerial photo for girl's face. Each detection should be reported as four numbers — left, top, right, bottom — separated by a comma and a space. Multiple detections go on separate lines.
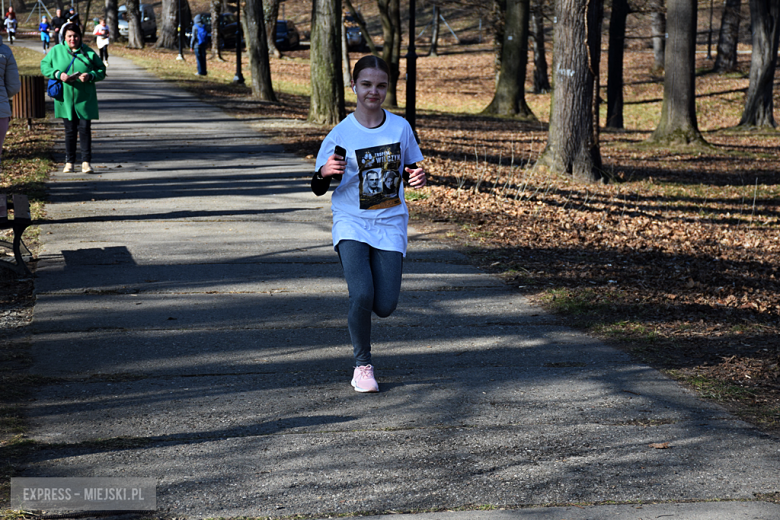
352, 68, 388, 113
65, 30, 81, 50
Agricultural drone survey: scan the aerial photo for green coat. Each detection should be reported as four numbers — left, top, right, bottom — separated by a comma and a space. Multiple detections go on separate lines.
40, 40, 105, 120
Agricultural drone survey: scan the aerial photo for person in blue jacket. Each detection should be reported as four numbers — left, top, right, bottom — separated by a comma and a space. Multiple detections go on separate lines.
189, 15, 208, 76
39, 16, 51, 52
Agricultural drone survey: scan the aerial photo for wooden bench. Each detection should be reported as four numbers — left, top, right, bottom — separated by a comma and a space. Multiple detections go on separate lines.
0, 194, 32, 276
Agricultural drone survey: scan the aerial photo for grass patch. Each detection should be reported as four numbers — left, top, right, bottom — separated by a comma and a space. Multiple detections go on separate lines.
675, 372, 758, 401
541, 288, 616, 316
404, 189, 429, 201
597, 321, 660, 343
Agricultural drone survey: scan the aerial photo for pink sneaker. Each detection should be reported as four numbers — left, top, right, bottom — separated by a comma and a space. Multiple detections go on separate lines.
351, 365, 379, 393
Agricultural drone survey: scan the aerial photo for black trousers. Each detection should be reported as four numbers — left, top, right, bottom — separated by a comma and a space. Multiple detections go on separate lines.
63, 117, 92, 163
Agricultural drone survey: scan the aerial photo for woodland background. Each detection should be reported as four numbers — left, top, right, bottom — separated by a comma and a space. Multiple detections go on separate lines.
0, 0, 778, 449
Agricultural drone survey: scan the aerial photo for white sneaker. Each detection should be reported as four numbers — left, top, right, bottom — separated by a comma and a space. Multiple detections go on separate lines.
63, 162, 73, 173
82, 162, 94, 173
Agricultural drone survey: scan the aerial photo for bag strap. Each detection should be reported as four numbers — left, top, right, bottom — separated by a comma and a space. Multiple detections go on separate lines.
63, 54, 77, 74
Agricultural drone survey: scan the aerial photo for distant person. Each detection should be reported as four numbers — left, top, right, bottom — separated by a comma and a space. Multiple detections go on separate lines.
3, 7, 16, 45
312, 55, 426, 393
51, 8, 65, 42
66, 7, 80, 30
189, 14, 208, 76
40, 24, 106, 174
92, 18, 109, 65
0, 31, 20, 173
39, 16, 52, 52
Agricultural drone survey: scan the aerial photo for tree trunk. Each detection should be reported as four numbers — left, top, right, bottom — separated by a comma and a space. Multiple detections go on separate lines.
430, 3, 440, 56
309, 0, 345, 124
482, 0, 535, 119
84, 0, 93, 30
606, 0, 628, 128
377, 0, 401, 106
106, 0, 119, 43
650, 0, 665, 74
650, 0, 704, 144
713, 0, 741, 72
245, 0, 277, 100
492, 0, 506, 86
537, 0, 603, 183
345, 0, 379, 56
211, 0, 224, 59
264, 0, 281, 58
342, 13, 352, 87
125, 0, 145, 48
156, 0, 179, 48
530, 0, 550, 93
739, 0, 780, 127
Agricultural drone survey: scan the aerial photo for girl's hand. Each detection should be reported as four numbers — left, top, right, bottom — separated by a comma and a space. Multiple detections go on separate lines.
405, 166, 426, 188
321, 153, 346, 178
77, 73, 90, 82
60, 72, 72, 82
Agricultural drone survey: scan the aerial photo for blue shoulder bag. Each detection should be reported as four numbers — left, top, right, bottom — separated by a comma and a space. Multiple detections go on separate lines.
47, 55, 78, 101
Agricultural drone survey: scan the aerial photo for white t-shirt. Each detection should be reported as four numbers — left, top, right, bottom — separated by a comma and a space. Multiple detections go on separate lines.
315, 110, 424, 256
93, 24, 109, 48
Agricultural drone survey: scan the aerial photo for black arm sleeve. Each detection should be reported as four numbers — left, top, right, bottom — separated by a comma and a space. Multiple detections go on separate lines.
311, 169, 332, 196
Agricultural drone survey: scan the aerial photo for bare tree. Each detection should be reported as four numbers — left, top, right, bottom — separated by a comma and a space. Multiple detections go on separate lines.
482, 0, 535, 118
738, 0, 780, 127
84, 0, 94, 29
345, 0, 378, 55
377, 0, 402, 106
650, 0, 665, 73
713, 0, 742, 72
264, 0, 282, 58
156, 0, 178, 48
537, 0, 604, 183
210, 0, 225, 60
309, 0, 345, 124
606, 0, 629, 128
244, 0, 277, 100
106, 0, 119, 44
125, 0, 145, 48
429, 3, 441, 56
342, 11, 352, 87
649, 0, 704, 144
530, 0, 550, 93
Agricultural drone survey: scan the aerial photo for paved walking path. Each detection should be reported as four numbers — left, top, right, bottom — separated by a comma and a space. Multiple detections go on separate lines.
17, 41, 780, 519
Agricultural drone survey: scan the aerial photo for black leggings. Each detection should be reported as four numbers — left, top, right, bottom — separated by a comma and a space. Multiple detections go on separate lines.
99, 46, 108, 62
63, 117, 92, 163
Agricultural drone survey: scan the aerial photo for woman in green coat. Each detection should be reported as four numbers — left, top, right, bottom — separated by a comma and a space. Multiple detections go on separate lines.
41, 23, 105, 173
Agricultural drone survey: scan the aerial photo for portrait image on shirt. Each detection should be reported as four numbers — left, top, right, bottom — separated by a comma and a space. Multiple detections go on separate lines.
357, 143, 402, 210
382, 170, 400, 198
362, 169, 382, 196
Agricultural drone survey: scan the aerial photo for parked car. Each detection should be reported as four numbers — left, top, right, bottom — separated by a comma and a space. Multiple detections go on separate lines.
186, 12, 244, 49
344, 14, 366, 51
275, 20, 299, 50
118, 4, 157, 41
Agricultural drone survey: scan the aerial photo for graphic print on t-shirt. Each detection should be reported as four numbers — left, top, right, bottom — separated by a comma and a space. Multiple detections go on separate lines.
356, 143, 402, 210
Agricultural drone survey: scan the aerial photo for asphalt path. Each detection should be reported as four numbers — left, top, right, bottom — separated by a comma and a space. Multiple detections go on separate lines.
14, 39, 780, 520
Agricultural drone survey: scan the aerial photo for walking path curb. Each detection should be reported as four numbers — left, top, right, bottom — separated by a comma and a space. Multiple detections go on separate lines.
12, 39, 780, 520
